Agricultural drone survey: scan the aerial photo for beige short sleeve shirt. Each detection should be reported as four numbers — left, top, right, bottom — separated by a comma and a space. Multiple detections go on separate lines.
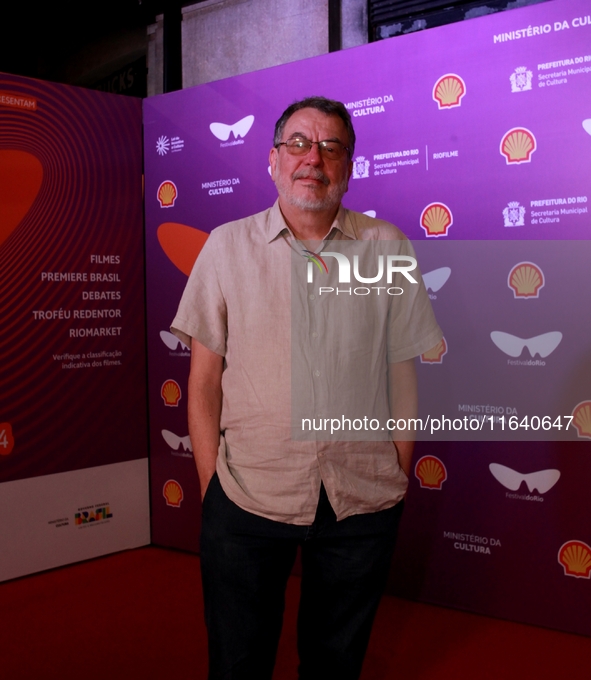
171, 200, 442, 524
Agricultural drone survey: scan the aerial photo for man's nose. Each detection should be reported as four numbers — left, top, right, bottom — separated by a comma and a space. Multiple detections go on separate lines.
305, 142, 324, 165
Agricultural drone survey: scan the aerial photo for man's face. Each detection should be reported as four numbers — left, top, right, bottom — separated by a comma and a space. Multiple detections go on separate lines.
269, 108, 353, 213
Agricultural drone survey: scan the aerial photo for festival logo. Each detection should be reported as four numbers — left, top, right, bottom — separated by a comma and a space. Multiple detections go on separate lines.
572, 401, 591, 440
500, 128, 536, 164
490, 331, 562, 358
503, 201, 526, 227
209, 115, 255, 143
510, 66, 533, 92
420, 203, 453, 237
156, 135, 170, 155
0, 422, 15, 456
157, 180, 178, 208
433, 74, 466, 109
415, 455, 447, 489
363, 210, 376, 218
352, 156, 370, 179
489, 463, 560, 493
161, 379, 181, 406
582, 120, 591, 136
160, 330, 190, 352
423, 267, 451, 295
420, 337, 447, 364
163, 480, 184, 508
162, 429, 193, 453
508, 262, 544, 298
558, 540, 591, 578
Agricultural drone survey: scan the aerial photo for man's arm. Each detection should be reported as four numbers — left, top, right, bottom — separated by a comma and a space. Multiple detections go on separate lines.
388, 358, 418, 478
188, 337, 224, 500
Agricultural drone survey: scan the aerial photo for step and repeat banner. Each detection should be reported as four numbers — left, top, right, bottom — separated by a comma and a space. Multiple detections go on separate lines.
0, 74, 150, 581
144, 0, 591, 633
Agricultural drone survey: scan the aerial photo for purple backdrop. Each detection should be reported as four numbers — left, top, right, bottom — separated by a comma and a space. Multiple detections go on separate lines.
144, 0, 591, 634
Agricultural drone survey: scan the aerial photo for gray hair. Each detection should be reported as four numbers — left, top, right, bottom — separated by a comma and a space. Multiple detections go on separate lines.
273, 96, 355, 159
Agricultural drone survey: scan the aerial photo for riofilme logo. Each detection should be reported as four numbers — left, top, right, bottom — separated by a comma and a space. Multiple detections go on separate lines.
572, 401, 591, 440
489, 463, 560, 493
490, 331, 562, 358
423, 267, 451, 293
161, 379, 181, 406
558, 540, 591, 578
508, 262, 545, 298
420, 203, 453, 237
415, 455, 447, 489
420, 337, 447, 364
163, 480, 183, 507
0, 423, 15, 456
500, 128, 536, 164
157, 180, 178, 207
433, 74, 466, 109
75, 506, 112, 526
162, 429, 193, 452
209, 115, 254, 144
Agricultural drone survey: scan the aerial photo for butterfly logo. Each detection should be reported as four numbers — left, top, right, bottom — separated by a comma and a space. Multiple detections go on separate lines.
161, 430, 193, 452
160, 330, 190, 351
490, 331, 562, 358
209, 115, 255, 141
423, 267, 451, 292
489, 463, 560, 493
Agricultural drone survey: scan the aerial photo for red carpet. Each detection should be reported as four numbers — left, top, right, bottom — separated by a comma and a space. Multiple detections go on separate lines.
3, 546, 590, 679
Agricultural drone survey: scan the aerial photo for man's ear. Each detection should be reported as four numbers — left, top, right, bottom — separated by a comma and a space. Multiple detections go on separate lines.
269, 147, 278, 180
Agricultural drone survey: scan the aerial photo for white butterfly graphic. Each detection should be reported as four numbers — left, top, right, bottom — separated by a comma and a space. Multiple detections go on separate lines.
162, 430, 193, 452
363, 210, 376, 218
583, 119, 591, 136
423, 267, 451, 292
489, 463, 560, 493
490, 331, 562, 358
209, 115, 255, 141
160, 331, 189, 351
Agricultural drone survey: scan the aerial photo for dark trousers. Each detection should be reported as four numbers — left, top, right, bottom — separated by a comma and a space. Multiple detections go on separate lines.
200, 473, 404, 680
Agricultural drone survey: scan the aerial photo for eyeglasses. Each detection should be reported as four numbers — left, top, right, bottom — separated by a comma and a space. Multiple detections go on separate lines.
275, 137, 349, 160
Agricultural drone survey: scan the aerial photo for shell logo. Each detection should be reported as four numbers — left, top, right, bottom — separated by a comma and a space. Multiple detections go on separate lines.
558, 540, 591, 578
500, 128, 536, 164
0, 422, 15, 456
161, 379, 182, 406
433, 74, 466, 109
415, 455, 448, 489
420, 337, 447, 364
571, 401, 591, 440
163, 480, 184, 507
157, 180, 178, 207
420, 203, 453, 238
508, 262, 545, 299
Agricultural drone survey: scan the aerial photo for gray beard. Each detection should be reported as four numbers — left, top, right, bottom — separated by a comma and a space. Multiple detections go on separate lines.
277, 176, 349, 212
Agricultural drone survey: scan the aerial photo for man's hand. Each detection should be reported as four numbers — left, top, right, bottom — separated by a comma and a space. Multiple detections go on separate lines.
388, 358, 418, 479
188, 338, 224, 500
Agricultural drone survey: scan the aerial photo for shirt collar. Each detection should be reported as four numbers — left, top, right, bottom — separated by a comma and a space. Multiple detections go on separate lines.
266, 199, 356, 244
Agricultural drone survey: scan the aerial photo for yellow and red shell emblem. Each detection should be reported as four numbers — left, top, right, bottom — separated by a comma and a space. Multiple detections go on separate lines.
433, 74, 466, 109
0, 422, 15, 456
161, 379, 181, 406
420, 203, 453, 237
508, 262, 545, 298
415, 455, 447, 489
558, 540, 591, 578
571, 401, 591, 440
500, 128, 536, 164
163, 479, 184, 507
157, 180, 178, 207
420, 337, 447, 364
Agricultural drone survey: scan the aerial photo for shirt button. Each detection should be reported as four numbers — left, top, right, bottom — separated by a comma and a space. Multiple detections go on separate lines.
314, 369, 321, 377
309, 294, 315, 300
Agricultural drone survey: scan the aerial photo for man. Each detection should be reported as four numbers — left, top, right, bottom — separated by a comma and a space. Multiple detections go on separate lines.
171, 96, 442, 679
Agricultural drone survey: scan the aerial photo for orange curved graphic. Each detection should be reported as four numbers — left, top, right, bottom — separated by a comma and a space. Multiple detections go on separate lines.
157, 222, 209, 276
0, 150, 43, 248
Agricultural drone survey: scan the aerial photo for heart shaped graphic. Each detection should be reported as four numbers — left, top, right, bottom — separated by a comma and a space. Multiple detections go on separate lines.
157, 222, 209, 276
0, 150, 44, 249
